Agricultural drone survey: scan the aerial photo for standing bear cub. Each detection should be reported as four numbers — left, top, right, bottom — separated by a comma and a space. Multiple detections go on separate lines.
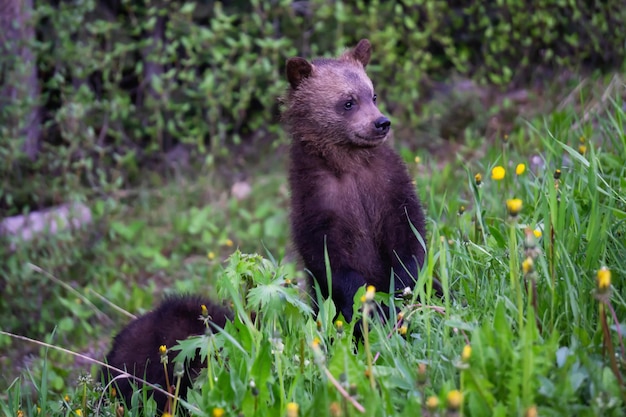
284, 39, 438, 322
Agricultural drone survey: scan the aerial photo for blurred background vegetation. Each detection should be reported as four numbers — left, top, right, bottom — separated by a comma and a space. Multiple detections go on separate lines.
1, 0, 625, 394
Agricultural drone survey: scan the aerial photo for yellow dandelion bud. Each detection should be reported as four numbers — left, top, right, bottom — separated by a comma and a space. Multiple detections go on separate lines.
159, 344, 167, 355
360, 295, 366, 303
75, 410, 83, 417
365, 285, 376, 302
212, 408, 225, 417
426, 395, 439, 410
285, 278, 292, 285
597, 267, 611, 291
414, 156, 421, 164
335, 320, 343, 329
491, 166, 506, 180
225, 239, 234, 247
516, 163, 526, 175
522, 257, 534, 275
397, 311, 405, 321
525, 405, 538, 417
578, 144, 587, 155
446, 389, 463, 411
286, 402, 299, 417
398, 325, 408, 335
553, 169, 561, 180
162, 413, 173, 417
201, 304, 209, 317
474, 173, 482, 186
458, 205, 466, 215
64, 395, 70, 402
533, 228, 542, 239
207, 251, 215, 260
329, 401, 342, 417
461, 344, 472, 362
506, 198, 523, 217
312, 337, 321, 348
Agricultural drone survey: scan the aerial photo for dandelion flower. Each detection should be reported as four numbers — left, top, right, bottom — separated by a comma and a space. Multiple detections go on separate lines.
414, 156, 421, 164
365, 285, 376, 302
522, 257, 534, 275
491, 166, 506, 180
506, 198, 523, 217
212, 408, 225, 417
516, 163, 526, 175
461, 344, 472, 362
525, 406, 538, 417
578, 144, 587, 155
597, 267, 611, 291
201, 304, 209, 317
533, 229, 542, 239
446, 390, 463, 411
159, 345, 167, 355
398, 325, 408, 335
225, 239, 234, 247
474, 173, 483, 186
286, 402, 299, 417
207, 251, 215, 260
426, 396, 439, 411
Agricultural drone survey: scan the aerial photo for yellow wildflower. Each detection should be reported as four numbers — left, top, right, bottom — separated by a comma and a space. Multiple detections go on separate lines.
506, 198, 523, 217
225, 239, 234, 247
475, 173, 483, 186
554, 169, 561, 180
212, 408, 225, 417
365, 285, 376, 302
207, 251, 215, 260
426, 396, 439, 411
201, 304, 209, 317
516, 163, 526, 175
414, 156, 421, 164
75, 410, 83, 417
491, 166, 506, 180
597, 267, 611, 291
522, 257, 534, 275
398, 325, 408, 335
286, 402, 299, 417
159, 345, 167, 355
525, 406, 538, 417
533, 228, 542, 239
461, 344, 472, 363
579, 144, 587, 155
446, 390, 463, 411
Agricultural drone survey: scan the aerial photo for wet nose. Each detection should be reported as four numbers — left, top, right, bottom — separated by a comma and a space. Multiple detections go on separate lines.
374, 116, 391, 133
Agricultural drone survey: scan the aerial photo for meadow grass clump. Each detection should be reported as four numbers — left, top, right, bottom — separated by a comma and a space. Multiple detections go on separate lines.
1, 91, 625, 416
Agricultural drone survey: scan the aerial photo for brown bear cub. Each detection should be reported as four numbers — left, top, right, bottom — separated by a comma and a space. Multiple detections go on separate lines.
283, 39, 438, 323
100, 295, 233, 413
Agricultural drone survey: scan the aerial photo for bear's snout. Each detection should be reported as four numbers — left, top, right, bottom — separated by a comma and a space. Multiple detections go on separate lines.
374, 116, 391, 134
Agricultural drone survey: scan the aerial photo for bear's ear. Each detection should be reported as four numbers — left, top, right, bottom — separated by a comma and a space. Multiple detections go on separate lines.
349, 39, 371, 67
286, 57, 314, 89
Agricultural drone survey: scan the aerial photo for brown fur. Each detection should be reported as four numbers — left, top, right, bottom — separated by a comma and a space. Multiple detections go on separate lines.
100, 295, 233, 413
283, 39, 437, 322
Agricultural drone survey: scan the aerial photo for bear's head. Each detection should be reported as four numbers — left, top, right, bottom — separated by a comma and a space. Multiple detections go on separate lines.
284, 39, 391, 149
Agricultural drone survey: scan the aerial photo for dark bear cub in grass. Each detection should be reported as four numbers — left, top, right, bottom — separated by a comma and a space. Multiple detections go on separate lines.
101, 294, 232, 413
284, 39, 440, 323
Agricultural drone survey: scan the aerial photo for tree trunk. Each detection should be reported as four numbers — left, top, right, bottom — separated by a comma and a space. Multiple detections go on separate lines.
0, 0, 41, 161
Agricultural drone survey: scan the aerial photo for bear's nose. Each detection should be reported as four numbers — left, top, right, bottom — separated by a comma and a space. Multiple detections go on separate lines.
374, 116, 391, 133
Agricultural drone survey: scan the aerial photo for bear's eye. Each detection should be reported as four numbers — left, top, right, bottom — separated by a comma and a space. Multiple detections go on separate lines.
344, 100, 354, 110
373, 94, 377, 103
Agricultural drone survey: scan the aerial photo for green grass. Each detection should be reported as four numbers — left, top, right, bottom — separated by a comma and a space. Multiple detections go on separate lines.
1, 85, 625, 417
